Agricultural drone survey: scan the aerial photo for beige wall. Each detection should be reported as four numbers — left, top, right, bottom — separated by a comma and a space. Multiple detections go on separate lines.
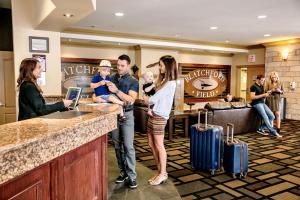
232, 48, 265, 95
265, 44, 300, 120
61, 45, 236, 100
179, 53, 232, 65
12, 0, 62, 96
61, 44, 136, 61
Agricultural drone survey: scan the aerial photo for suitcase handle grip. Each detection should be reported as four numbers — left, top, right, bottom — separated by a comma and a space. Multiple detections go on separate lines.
226, 123, 234, 143
197, 108, 208, 130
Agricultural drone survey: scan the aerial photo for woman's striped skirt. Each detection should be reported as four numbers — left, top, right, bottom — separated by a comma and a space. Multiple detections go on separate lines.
147, 113, 167, 135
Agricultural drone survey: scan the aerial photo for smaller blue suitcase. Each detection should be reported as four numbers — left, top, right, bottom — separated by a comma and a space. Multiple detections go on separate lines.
223, 123, 248, 178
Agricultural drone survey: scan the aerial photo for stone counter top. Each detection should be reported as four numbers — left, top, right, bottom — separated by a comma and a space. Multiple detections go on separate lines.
0, 103, 119, 185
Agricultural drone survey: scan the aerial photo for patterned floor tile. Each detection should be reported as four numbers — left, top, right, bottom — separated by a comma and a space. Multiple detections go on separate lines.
176, 181, 211, 196
252, 163, 285, 173
253, 158, 273, 164
257, 172, 279, 180
271, 192, 300, 200
224, 180, 247, 188
280, 174, 300, 185
216, 185, 243, 197
132, 120, 300, 199
257, 182, 296, 196
178, 174, 204, 182
271, 153, 291, 159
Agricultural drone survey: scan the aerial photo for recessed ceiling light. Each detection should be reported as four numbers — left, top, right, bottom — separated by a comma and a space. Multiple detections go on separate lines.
115, 12, 124, 17
63, 13, 74, 18
175, 34, 180, 37
264, 34, 271, 37
225, 40, 230, 43
257, 15, 267, 19
210, 26, 218, 30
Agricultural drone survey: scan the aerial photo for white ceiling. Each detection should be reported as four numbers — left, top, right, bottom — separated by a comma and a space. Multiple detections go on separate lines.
72, 0, 300, 45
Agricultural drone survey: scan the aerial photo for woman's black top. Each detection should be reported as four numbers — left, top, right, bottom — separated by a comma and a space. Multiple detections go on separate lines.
18, 81, 65, 121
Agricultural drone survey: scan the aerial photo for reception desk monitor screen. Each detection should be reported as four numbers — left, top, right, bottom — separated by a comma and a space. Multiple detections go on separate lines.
65, 87, 82, 109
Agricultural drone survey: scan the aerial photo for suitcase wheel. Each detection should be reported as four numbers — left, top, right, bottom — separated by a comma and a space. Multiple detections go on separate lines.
210, 170, 215, 175
243, 173, 247, 178
220, 167, 225, 172
232, 173, 236, 179
239, 174, 243, 179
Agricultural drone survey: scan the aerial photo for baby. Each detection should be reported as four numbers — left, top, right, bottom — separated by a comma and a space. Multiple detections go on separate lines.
90, 60, 126, 121
142, 71, 156, 116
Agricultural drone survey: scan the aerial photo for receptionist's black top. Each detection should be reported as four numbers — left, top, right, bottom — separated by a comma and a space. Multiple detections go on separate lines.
18, 81, 66, 121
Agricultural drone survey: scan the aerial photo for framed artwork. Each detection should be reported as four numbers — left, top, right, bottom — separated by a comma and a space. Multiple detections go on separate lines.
29, 36, 49, 53
32, 54, 46, 72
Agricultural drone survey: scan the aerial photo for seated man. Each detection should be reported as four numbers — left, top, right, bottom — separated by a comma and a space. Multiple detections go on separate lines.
250, 75, 282, 138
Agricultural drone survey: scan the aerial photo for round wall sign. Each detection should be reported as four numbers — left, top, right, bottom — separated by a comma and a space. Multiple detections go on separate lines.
184, 69, 227, 98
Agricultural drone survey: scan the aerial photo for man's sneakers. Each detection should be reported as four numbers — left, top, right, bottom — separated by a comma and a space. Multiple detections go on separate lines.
257, 129, 268, 136
115, 174, 138, 189
115, 173, 128, 183
128, 179, 138, 189
270, 132, 283, 139
257, 129, 282, 138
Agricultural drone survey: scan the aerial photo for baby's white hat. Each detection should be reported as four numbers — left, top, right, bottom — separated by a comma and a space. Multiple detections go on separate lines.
99, 60, 112, 68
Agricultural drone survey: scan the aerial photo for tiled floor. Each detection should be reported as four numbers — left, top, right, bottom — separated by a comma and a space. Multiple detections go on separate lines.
108, 148, 181, 200
133, 119, 300, 199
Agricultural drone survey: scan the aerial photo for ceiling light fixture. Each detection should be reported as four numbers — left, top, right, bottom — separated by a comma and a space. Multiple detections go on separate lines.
115, 12, 124, 17
175, 34, 180, 37
264, 34, 271, 37
257, 15, 267, 19
225, 40, 230, 43
63, 13, 74, 18
210, 26, 218, 30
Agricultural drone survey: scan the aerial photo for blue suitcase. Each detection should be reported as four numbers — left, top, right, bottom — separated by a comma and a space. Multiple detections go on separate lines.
190, 109, 224, 175
223, 123, 248, 178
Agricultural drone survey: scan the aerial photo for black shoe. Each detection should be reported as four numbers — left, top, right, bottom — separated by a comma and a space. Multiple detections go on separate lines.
115, 174, 128, 183
277, 128, 281, 133
256, 129, 268, 136
128, 179, 138, 189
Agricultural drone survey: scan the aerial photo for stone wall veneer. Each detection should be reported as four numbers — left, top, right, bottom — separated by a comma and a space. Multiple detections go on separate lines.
265, 44, 300, 120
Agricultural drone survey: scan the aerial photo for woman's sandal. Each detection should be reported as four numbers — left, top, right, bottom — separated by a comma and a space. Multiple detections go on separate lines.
149, 173, 168, 186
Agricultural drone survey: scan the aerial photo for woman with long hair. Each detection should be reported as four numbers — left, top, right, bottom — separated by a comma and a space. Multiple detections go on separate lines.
143, 55, 178, 186
265, 71, 284, 133
17, 58, 72, 121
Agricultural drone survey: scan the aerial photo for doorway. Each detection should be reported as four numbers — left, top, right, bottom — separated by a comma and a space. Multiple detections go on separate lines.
0, 51, 16, 125
236, 65, 265, 102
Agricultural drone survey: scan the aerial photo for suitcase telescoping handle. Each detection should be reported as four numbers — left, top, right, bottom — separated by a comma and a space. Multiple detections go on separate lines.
197, 108, 208, 130
226, 123, 234, 143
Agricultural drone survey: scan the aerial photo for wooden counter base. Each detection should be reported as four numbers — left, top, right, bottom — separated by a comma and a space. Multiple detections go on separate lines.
0, 134, 107, 200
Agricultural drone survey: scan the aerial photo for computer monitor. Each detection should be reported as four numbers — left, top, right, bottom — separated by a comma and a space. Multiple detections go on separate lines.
65, 87, 82, 109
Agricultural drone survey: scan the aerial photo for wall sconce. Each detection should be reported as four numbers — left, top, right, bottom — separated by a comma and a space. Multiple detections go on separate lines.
290, 81, 296, 91
282, 50, 289, 61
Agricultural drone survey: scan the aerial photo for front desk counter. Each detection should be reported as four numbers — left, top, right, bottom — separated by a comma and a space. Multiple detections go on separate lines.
0, 103, 119, 200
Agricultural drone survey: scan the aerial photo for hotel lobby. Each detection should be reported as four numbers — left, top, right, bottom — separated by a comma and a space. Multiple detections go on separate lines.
0, 0, 300, 199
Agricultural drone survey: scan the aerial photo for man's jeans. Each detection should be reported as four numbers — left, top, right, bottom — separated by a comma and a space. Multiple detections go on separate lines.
252, 103, 276, 134
111, 110, 137, 180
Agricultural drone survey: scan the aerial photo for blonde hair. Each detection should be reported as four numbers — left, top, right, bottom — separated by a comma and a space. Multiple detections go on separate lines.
270, 71, 279, 83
